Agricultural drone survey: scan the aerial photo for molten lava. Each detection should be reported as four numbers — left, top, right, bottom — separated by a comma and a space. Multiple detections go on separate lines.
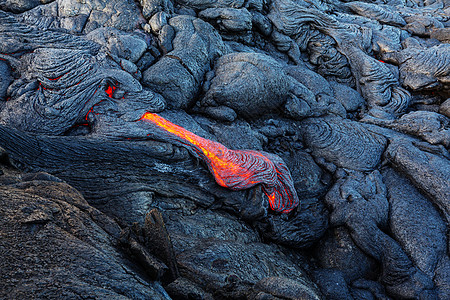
105, 85, 116, 98
139, 112, 299, 213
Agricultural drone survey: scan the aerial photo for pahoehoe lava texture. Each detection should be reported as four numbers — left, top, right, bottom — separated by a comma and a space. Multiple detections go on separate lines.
301, 116, 387, 171
1, 0, 450, 299
139, 112, 299, 213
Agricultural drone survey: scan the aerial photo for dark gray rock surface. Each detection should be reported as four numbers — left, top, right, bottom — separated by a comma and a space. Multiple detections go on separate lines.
386, 44, 450, 92
0, 0, 450, 298
143, 15, 227, 109
0, 168, 170, 299
301, 116, 387, 171
200, 52, 294, 119
383, 167, 450, 299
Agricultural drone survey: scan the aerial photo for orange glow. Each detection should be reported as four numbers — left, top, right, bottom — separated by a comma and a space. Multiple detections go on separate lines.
85, 107, 94, 121
139, 112, 299, 213
105, 85, 116, 98
49, 75, 63, 81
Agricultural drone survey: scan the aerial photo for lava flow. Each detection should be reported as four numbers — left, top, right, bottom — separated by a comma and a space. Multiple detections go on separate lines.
139, 112, 299, 213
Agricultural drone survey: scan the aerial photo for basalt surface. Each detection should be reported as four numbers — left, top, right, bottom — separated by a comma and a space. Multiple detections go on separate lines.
0, 0, 449, 299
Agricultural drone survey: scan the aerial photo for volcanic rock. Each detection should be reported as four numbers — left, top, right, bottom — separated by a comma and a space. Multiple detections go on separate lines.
1, 0, 450, 298
143, 15, 227, 109
0, 168, 169, 299
200, 52, 325, 120
86, 27, 148, 63
301, 116, 387, 171
440, 98, 450, 117
383, 168, 450, 299
198, 8, 253, 32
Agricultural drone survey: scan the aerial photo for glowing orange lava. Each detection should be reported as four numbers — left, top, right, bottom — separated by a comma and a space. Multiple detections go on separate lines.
139, 112, 299, 213
105, 85, 116, 98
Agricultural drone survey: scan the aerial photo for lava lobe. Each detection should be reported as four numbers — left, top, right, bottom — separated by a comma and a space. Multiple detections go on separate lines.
139, 112, 299, 213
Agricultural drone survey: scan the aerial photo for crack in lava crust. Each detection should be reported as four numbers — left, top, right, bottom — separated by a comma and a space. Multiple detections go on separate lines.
139, 112, 299, 213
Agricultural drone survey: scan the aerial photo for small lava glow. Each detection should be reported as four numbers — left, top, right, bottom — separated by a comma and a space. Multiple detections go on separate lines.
105, 85, 116, 98
139, 112, 299, 213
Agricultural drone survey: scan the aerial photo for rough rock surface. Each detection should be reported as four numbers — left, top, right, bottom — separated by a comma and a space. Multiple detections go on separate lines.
0, 167, 170, 299
143, 15, 227, 109
1, 0, 450, 299
200, 52, 294, 119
